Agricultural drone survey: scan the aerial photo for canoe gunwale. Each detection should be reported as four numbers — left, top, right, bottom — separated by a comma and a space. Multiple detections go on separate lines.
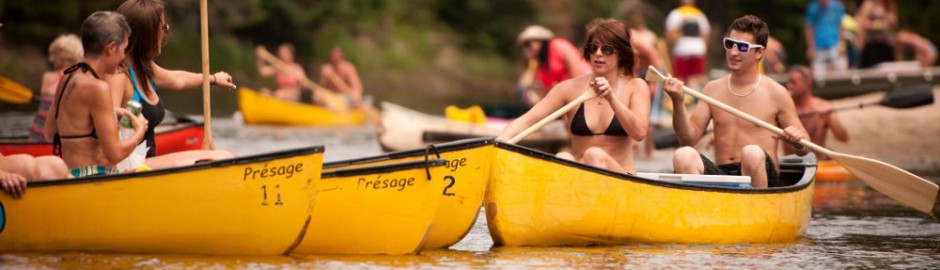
322, 159, 448, 178
28, 145, 325, 188
324, 138, 494, 169
495, 141, 816, 194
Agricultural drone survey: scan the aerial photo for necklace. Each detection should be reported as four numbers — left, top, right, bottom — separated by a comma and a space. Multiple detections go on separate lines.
727, 73, 761, 97
597, 75, 622, 105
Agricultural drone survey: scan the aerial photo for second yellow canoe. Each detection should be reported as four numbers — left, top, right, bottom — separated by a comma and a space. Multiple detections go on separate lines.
323, 138, 494, 250
290, 159, 449, 255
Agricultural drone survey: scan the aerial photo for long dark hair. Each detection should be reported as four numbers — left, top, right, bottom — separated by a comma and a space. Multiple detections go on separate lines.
582, 18, 636, 76
116, 0, 165, 95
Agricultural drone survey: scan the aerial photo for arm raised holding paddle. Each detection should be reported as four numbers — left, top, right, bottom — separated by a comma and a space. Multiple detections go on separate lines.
659, 15, 810, 189
498, 19, 650, 175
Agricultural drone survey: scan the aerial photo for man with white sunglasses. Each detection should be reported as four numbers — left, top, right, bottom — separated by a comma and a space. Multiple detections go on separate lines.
662, 15, 810, 189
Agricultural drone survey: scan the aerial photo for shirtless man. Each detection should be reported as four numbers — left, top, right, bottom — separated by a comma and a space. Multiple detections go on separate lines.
663, 15, 809, 188
44, 11, 148, 178
784, 65, 848, 159
319, 47, 363, 107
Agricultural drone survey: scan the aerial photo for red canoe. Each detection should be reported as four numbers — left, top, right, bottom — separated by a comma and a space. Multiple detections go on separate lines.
0, 116, 204, 156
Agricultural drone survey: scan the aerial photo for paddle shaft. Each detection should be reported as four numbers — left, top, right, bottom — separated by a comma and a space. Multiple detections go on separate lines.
508, 90, 596, 144
199, 0, 214, 150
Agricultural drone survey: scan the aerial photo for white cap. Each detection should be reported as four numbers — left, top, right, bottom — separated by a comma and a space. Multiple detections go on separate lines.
517, 25, 554, 45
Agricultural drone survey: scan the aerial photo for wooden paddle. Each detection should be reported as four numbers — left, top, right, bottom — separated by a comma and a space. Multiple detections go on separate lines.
508, 89, 596, 144
645, 65, 938, 215
655, 84, 935, 149
255, 48, 350, 112
0, 76, 35, 104
199, 0, 213, 150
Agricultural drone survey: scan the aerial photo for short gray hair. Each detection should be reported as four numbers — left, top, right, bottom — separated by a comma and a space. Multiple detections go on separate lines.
81, 11, 131, 57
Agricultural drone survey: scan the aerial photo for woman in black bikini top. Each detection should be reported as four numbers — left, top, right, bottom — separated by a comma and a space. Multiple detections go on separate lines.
498, 18, 650, 174
44, 11, 148, 177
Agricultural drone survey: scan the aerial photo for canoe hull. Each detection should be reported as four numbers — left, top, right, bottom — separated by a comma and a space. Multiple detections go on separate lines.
291, 159, 448, 255
238, 88, 366, 126
485, 143, 815, 246
324, 139, 494, 250
0, 116, 204, 156
0, 147, 324, 255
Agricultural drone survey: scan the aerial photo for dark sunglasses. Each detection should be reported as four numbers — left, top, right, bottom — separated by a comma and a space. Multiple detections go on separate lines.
723, 38, 763, 52
585, 44, 617, 56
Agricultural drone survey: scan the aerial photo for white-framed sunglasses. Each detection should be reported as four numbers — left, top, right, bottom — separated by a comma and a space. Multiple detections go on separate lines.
723, 37, 764, 52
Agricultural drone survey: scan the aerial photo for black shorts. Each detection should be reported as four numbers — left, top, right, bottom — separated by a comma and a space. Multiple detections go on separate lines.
699, 153, 782, 188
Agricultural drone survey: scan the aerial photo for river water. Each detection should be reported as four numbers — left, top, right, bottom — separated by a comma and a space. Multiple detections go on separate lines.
1, 114, 938, 269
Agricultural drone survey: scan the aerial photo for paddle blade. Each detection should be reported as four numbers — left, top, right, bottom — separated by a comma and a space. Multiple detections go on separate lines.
644, 65, 666, 83
830, 152, 938, 215
880, 83, 934, 109
0, 76, 35, 104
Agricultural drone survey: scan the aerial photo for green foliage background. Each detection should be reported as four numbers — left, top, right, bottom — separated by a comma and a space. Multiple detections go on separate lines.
1, 0, 937, 114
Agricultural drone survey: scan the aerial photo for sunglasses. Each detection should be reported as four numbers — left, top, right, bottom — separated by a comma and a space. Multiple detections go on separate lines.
585, 44, 617, 56
723, 38, 763, 52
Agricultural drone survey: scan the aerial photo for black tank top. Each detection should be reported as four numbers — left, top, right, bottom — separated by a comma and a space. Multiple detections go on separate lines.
128, 67, 165, 157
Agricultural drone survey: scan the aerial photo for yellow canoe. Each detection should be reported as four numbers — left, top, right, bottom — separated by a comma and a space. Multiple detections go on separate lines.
238, 87, 366, 126
485, 142, 816, 246
322, 138, 494, 250
0, 146, 324, 255
289, 158, 450, 255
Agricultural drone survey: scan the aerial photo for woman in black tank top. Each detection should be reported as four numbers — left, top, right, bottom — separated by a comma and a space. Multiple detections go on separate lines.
105, 0, 236, 169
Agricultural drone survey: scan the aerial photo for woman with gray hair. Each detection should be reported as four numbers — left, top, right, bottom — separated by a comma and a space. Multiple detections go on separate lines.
44, 11, 149, 178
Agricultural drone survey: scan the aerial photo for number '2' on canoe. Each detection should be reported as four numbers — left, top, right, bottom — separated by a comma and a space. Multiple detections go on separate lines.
319, 138, 495, 251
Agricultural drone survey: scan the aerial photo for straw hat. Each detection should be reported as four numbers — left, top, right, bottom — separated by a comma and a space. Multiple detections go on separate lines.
517, 25, 554, 45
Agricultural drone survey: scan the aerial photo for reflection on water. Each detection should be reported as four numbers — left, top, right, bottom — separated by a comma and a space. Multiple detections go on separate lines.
1, 113, 938, 268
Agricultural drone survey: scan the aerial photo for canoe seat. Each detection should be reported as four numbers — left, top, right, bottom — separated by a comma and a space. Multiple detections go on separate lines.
637, 173, 752, 188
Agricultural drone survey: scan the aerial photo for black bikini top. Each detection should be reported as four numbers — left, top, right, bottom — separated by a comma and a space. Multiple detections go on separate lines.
569, 103, 628, 137
52, 62, 100, 156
